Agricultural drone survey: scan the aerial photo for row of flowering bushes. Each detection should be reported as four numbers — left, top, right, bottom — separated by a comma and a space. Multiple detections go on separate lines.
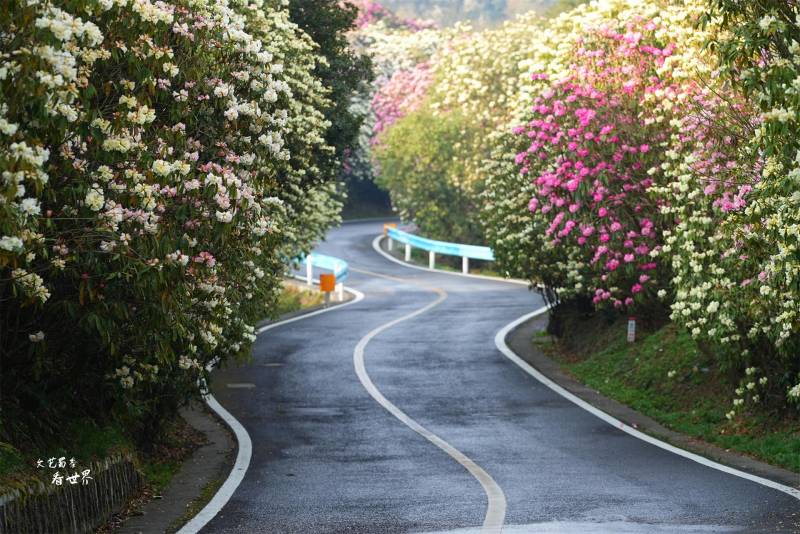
342, 0, 440, 185
0, 0, 360, 446
367, 0, 800, 413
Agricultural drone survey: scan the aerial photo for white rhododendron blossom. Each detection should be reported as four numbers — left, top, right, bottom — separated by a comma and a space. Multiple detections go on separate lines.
1, 0, 342, 425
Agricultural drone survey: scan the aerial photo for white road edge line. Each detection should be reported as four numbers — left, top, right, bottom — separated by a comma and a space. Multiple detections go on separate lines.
372, 235, 529, 286
177, 284, 366, 534
495, 308, 800, 501
375, 231, 800, 500
352, 268, 506, 534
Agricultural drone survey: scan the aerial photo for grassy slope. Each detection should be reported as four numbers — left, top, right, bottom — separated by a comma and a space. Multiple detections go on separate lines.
274, 281, 325, 316
544, 321, 800, 472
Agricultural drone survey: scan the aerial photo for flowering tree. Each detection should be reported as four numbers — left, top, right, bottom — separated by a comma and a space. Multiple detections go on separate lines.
371, 62, 432, 139
657, 0, 800, 412
342, 1, 440, 182
374, 104, 482, 242
0, 0, 344, 443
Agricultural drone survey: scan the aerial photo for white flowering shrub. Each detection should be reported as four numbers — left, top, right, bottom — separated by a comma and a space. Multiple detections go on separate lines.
657, 0, 800, 413
0, 0, 342, 442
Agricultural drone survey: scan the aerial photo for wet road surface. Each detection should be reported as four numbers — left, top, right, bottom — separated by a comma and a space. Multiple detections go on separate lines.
204, 222, 800, 533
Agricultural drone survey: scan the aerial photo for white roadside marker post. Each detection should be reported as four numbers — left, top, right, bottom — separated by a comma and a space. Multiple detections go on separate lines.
462, 256, 469, 274
429, 250, 435, 269
405, 243, 411, 262
627, 317, 636, 343
336, 282, 344, 302
306, 255, 313, 286
388, 237, 393, 251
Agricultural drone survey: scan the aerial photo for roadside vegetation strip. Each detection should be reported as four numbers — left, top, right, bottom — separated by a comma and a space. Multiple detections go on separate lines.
350, 266, 507, 534
495, 311, 800, 501
542, 318, 800, 476
178, 283, 366, 534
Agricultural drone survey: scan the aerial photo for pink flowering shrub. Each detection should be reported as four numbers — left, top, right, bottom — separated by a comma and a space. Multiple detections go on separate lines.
342, 1, 440, 182
515, 21, 695, 309
371, 63, 432, 140
346, 0, 435, 30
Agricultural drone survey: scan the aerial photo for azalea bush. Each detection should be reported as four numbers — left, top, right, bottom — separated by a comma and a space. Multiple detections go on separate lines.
481, 131, 573, 296
514, 21, 703, 310
371, 62, 432, 139
0, 0, 347, 445
657, 0, 800, 413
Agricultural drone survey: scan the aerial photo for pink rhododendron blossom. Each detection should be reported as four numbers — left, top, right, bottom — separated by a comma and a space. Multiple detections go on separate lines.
513, 19, 695, 307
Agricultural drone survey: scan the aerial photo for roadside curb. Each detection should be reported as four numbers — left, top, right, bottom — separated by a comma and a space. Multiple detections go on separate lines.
116, 404, 235, 534
505, 313, 800, 493
175, 283, 366, 533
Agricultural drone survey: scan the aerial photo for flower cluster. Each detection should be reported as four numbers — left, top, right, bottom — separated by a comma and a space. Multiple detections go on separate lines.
658, 0, 800, 410
486, 0, 800, 411
514, 20, 701, 307
1, 0, 342, 438
371, 62, 432, 140
343, 1, 440, 181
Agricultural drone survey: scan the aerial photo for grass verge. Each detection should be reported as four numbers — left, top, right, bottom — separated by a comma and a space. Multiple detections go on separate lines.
275, 280, 325, 316
541, 317, 800, 473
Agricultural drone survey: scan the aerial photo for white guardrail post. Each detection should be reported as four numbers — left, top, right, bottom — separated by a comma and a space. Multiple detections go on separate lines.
306, 254, 313, 285
462, 256, 469, 274
429, 251, 435, 269
388, 237, 393, 251
405, 243, 411, 262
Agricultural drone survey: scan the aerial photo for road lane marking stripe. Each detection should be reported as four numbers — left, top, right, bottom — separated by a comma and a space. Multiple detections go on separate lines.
372, 235, 529, 286
351, 267, 506, 534
495, 309, 800, 501
178, 286, 366, 534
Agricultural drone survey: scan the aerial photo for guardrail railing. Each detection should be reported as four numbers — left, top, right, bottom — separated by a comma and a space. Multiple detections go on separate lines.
300, 253, 348, 301
386, 227, 495, 274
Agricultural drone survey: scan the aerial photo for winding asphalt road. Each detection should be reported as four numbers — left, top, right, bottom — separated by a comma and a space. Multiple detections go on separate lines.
204, 221, 800, 533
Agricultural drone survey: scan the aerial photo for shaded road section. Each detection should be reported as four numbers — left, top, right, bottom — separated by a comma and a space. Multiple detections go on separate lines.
204, 222, 799, 533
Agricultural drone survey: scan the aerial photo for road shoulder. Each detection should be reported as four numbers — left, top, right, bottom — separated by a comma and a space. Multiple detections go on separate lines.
507, 313, 800, 490
116, 404, 235, 534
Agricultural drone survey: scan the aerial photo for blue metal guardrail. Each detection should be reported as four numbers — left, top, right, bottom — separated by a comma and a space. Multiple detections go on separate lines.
302, 253, 349, 282
387, 227, 495, 262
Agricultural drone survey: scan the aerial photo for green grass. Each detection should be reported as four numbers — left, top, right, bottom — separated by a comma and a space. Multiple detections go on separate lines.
544, 322, 800, 472
274, 282, 325, 316
140, 459, 182, 494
